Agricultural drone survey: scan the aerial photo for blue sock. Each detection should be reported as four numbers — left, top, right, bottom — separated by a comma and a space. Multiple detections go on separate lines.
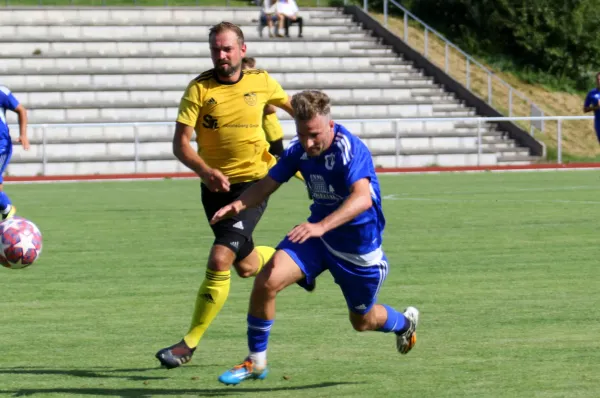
247, 314, 274, 353
377, 304, 408, 334
0, 192, 11, 213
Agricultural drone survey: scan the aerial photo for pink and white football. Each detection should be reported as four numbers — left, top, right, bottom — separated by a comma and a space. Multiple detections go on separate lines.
0, 217, 43, 269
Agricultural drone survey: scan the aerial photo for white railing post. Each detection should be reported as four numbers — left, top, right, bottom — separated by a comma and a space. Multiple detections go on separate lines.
42, 125, 47, 176
477, 118, 482, 166
488, 73, 493, 105
134, 124, 139, 173
394, 120, 400, 168
403, 12, 408, 42
384, 0, 388, 27
509, 88, 513, 117
363, 0, 367, 12
557, 118, 562, 164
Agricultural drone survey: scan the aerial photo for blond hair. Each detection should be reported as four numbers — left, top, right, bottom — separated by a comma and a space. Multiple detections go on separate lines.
209, 21, 245, 45
291, 90, 331, 121
242, 57, 256, 69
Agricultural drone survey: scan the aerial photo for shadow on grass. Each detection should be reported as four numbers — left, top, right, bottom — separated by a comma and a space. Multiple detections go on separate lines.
0, 366, 166, 382
1, 381, 362, 397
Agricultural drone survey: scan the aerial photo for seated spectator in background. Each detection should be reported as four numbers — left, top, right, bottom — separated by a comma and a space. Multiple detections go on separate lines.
277, 0, 303, 38
259, 0, 279, 38
584, 72, 600, 144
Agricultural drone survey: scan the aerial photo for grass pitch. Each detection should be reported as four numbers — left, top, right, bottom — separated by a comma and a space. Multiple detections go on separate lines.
1, 170, 599, 397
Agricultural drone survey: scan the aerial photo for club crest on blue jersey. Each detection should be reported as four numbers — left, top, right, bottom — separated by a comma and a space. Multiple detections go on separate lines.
324, 153, 335, 170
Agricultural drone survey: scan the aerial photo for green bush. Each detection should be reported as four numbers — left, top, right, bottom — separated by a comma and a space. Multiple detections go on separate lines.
358, 0, 600, 91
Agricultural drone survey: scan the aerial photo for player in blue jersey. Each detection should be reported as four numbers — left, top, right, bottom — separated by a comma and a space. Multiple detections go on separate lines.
0, 85, 30, 220
584, 72, 600, 144
210, 90, 419, 385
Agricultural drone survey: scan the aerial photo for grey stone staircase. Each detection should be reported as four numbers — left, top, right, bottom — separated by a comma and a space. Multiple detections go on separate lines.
0, 6, 536, 176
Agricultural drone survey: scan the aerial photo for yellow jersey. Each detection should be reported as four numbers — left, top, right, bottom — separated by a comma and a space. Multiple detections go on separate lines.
177, 69, 289, 184
263, 112, 284, 143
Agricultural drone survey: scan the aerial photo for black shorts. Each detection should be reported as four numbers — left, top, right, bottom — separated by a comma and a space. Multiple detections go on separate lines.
201, 180, 268, 261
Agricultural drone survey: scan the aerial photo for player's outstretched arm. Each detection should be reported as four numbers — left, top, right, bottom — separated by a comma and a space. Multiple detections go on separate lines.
173, 122, 230, 192
14, 104, 29, 150
210, 176, 281, 225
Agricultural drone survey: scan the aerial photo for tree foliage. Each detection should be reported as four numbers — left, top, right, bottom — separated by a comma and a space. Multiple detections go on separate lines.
362, 0, 600, 89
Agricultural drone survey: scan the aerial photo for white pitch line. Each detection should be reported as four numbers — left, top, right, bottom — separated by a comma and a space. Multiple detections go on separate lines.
382, 185, 600, 199
383, 196, 600, 205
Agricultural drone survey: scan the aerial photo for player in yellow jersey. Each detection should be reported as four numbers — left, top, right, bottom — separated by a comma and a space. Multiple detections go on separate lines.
242, 57, 305, 183
155, 22, 311, 370
241, 57, 285, 157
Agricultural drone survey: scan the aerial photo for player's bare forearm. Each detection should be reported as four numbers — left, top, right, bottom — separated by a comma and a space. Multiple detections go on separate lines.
172, 122, 208, 177
263, 105, 277, 116
15, 104, 27, 139
237, 176, 281, 210
317, 178, 373, 233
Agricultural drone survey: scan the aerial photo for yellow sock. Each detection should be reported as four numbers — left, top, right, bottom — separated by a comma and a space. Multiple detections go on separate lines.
294, 171, 304, 181
254, 245, 276, 276
183, 269, 231, 349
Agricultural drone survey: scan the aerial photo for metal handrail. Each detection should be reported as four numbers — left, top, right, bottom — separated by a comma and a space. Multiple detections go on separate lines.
381, 0, 546, 129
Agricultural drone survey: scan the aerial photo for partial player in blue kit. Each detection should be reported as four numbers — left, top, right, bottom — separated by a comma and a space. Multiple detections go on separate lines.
0, 85, 30, 220
210, 90, 420, 386
584, 72, 600, 144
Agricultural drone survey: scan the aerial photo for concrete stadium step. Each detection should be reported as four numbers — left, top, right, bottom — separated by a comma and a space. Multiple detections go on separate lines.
14, 137, 517, 165
19, 120, 499, 140
360, 138, 518, 153
0, 30, 360, 41
7, 148, 518, 175
0, 56, 413, 73
2, 51, 400, 60
0, 70, 431, 87
18, 88, 444, 106
497, 155, 542, 165
8, 147, 525, 176
2, 19, 353, 28
0, 25, 370, 40
20, 97, 458, 111
22, 122, 502, 144
1, 39, 382, 57
16, 102, 444, 124
8, 81, 443, 95
0, 7, 341, 25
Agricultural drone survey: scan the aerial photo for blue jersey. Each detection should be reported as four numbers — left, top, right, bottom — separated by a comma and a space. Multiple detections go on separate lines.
0, 85, 20, 144
269, 123, 386, 264
584, 88, 600, 134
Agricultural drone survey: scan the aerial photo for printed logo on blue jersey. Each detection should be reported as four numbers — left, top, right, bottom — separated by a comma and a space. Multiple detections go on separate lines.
307, 174, 343, 205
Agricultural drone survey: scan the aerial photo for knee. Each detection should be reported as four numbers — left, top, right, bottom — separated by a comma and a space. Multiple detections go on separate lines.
208, 251, 232, 272
254, 270, 284, 296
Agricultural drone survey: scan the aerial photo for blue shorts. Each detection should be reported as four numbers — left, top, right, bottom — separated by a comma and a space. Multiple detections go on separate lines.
277, 237, 389, 314
0, 143, 13, 184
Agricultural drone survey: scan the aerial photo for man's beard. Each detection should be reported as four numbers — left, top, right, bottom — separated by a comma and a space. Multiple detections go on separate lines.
216, 61, 240, 77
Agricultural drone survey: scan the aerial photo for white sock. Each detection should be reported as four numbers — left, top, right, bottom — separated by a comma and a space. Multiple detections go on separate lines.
249, 351, 267, 370
2, 205, 11, 215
